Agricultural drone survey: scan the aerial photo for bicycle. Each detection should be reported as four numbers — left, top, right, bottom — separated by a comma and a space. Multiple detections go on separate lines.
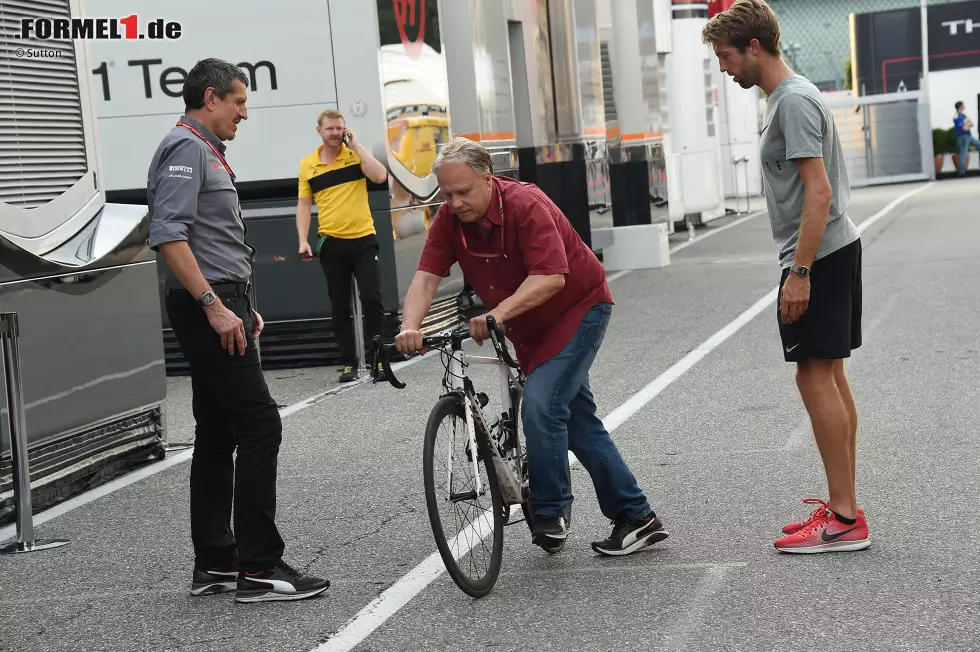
371, 317, 570, 598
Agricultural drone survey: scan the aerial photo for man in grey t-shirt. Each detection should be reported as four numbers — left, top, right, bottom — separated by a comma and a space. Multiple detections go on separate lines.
147, 57, 329, 602
759, 75, 860, 269
703, 0, 869, 555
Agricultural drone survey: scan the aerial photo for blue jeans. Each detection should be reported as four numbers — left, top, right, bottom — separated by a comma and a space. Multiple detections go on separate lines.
957, 134, 980, 175
522, 302, 652, 522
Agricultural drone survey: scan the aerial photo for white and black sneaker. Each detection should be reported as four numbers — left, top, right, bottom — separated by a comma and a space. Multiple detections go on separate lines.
531, 514, 569, 554
592, 512, 669, 556
190, 567, 239, 596
234, 561, 330, 603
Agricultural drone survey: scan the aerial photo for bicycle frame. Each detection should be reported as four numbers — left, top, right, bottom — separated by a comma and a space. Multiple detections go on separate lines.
371, 318, 526, 507
443, 347, 518, 501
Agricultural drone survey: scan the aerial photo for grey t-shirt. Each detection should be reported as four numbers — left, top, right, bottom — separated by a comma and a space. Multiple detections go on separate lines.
760, 75, 859, 268
146, 116, 254, 289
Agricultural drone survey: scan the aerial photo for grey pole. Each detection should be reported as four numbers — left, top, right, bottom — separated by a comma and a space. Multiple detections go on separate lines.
0, 313, 70, 554
351, 278, 367, 373
920, 0, 929, 79
742, 155, 751, 214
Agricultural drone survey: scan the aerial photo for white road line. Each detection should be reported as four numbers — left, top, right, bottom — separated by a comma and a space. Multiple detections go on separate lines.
780, 415, 812, 452
601, 286, 780, 436
0, 352, 436, 544
604, 211, 765, 285
855, 182, 933, 234
668, 211, 766, 256
0, 447, 196, 544
314, 513, 495, 652
309, 183, 932, 652
662, 564, 735, 652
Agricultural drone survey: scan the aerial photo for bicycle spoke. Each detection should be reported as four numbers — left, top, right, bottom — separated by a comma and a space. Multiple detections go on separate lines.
431, 410, 497, 584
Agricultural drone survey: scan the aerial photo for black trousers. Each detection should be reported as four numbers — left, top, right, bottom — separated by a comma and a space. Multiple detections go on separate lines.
318, 233, 385, 367
165, 286, 285, 574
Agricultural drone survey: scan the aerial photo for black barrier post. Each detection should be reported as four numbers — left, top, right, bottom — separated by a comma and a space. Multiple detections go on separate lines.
0, 313, 70, 554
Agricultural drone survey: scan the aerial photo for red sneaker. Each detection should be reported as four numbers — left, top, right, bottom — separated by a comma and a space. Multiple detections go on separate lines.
775, 506, 871, 554
782, 499, 865, 535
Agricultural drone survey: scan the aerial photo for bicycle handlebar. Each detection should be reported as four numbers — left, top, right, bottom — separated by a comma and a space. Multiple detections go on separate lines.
485, 316, 520, 370
370, 317, 522, 390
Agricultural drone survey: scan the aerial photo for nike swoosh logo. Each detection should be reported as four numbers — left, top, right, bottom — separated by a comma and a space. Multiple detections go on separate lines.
821, 527, 858, 542
786, 344, 800, 353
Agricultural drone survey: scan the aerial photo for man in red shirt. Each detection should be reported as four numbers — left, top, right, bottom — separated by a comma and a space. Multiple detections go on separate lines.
395, 138, 669, 556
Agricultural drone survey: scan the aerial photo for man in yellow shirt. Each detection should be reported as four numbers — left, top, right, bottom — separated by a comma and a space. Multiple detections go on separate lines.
297, 109, 389, 382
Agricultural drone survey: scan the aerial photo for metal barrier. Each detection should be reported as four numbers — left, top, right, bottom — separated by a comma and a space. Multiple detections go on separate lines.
731, 155, 752, 214
0, 313, 70, 554
825, 90, 935, 188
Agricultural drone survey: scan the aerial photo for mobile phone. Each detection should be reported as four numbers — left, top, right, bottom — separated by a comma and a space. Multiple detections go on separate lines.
343, 131, 351, 145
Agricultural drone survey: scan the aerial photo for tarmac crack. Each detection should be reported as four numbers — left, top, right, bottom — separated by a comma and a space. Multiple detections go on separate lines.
65, 602, 95, 624
303, 495, 418, 574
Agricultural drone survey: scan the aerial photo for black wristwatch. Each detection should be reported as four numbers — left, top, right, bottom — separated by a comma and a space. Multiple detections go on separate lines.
198, 290, 218, 306
790, 265, 810, 278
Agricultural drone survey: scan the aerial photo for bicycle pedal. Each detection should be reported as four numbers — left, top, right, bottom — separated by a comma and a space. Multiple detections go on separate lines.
533, 535, 567, 555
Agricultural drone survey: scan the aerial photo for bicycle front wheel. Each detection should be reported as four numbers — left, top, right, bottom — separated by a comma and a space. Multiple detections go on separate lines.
423, 395, 505, 598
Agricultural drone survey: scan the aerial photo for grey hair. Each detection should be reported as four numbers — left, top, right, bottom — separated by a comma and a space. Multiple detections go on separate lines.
432, 137, 494, 176
183, 58, 249, 110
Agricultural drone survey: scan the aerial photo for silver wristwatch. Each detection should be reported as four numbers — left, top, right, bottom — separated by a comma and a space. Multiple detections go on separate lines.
198, 290, 218, 306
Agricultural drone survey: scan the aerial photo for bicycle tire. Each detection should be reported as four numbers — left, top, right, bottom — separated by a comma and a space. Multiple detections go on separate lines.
423, 394, 505, 598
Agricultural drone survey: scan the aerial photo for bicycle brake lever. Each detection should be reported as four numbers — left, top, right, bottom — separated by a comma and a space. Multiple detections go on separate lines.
381, 353, 407, 390
484, 316, 520, 369
372, 336, 407, 389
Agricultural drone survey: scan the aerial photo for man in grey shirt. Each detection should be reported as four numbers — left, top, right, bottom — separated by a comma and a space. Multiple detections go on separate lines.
703, 0, 869, 555
147, 58, 329, 602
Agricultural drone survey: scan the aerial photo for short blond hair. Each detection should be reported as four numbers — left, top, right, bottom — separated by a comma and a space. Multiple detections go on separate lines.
317, 108, 345, 127
701, 0, 781, 56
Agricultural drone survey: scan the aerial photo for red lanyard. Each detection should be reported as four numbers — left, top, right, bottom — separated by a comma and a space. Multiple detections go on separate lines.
177, 121, 236, 182
459, 180, 507, 259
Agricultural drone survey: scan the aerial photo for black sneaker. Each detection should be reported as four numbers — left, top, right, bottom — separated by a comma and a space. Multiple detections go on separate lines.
190, 567, 238, 596
339, 365, 358, 383
531, 514, 569, 554
592, 512, 669, 556
234, 561, 330, 603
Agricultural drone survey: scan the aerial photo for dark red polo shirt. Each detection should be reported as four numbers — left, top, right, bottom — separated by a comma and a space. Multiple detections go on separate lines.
417, 175, 614, 375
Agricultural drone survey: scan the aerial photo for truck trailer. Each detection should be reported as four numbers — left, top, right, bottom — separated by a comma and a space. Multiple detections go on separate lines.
1, 0, 168, 525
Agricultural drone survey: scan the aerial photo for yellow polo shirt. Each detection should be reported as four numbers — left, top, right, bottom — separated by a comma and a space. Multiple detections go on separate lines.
297, 144, 376, 239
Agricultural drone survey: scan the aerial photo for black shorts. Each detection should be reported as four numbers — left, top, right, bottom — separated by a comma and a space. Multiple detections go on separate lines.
777, 238, 863, 363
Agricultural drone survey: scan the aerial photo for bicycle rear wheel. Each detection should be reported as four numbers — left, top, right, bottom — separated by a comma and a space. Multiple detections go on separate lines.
423, 394, 505, 598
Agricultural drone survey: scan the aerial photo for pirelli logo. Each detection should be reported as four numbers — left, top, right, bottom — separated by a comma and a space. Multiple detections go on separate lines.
169, 165, 193, 174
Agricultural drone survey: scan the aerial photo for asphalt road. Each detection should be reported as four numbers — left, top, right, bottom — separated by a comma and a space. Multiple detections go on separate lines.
2, 178, 978, 652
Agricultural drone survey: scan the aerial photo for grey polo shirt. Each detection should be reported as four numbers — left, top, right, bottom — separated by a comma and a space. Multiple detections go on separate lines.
146, 115, 255, 290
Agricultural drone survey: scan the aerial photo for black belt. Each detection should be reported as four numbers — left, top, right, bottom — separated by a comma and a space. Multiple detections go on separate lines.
210, 281, 251, 296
